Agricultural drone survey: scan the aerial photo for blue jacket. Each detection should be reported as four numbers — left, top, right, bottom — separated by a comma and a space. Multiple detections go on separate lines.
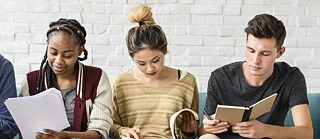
0, 54, 18, 138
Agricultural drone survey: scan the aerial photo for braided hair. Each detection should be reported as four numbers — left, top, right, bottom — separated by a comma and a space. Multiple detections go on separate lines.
37, 18, 87, 93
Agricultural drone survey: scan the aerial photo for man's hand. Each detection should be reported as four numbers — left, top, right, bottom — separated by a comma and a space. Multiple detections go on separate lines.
232, 120, 269, 138
36, 129, 68, 139
202, 115, 229, 134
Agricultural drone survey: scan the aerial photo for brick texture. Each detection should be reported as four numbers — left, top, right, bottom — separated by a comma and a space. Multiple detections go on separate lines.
1, 1, 319, 92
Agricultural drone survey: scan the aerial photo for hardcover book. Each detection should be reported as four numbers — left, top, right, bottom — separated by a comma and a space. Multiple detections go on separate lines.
214, 93, 277, 126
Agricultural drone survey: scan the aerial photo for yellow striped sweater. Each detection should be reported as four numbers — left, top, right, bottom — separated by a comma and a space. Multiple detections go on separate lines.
109, 71, 199, 139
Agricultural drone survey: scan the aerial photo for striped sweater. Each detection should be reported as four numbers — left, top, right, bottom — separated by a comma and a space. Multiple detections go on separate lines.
109, 71, 199, 139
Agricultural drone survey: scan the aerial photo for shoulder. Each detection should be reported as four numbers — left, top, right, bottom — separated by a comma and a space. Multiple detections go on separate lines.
182, 72, 197, 83
275, 62, 304, 78
82, 64, 102, 73
26, 70, 40, 80
0, 54, 14, 72
210, 62, 242, 78
113, 71, 134, 86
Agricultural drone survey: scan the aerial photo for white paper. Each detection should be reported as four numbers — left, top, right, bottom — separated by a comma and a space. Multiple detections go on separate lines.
169, 108, 198, 139
5, 88, 70, 139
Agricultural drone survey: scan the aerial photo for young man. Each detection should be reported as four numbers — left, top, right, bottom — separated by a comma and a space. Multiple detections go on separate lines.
198, 14, 313, 139
0, 54, 18, 138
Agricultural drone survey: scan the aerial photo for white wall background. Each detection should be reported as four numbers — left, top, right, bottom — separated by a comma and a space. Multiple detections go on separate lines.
0, 0, 319, 92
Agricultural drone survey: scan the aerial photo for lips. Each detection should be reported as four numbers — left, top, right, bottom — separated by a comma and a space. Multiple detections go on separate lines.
53, 66, 64, 72
146, 72, 157, 76
250, 65, 261, 70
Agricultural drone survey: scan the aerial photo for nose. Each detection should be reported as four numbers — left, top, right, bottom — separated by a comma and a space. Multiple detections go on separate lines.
252, 53, 261, 64
54, 55, 64, 65
146, 63, 155, 72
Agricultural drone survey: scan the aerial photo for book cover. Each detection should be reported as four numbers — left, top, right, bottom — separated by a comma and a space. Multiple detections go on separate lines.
214, 93, 277, 126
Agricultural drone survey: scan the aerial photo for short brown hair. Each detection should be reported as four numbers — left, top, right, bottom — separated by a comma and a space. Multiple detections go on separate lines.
245, 14, 286, 50
126, 4, 167, 58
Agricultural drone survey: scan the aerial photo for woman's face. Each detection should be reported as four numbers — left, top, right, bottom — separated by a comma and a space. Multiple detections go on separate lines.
47, 33, 83, 78
132, 49, 165, 79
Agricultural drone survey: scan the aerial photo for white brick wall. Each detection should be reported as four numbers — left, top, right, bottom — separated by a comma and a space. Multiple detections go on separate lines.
1, 0, 320, 92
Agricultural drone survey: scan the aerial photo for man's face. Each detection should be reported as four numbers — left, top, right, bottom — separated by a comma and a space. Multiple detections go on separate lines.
243, 34, 284, 79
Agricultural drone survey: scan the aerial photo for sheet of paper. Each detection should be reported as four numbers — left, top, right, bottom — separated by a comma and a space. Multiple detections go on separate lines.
5, 88, 70, 139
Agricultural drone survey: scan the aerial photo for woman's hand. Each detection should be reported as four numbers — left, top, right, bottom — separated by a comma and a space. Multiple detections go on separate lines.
36, 129, 68, 139
179, 111, 197, 136
120, 127, 143, 139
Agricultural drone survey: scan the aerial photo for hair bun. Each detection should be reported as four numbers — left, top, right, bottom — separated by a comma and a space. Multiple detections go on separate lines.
129, 4, 155, 26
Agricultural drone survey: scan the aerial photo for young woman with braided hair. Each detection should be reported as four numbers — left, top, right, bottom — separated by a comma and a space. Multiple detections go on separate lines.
109, 4, 198, 139
20, 18, 113, 139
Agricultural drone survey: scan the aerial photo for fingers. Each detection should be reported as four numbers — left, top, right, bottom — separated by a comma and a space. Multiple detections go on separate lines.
36, 132, 53, 139
235, 121, 252, 127
121, 127, 141, 139
202, 116, 230, 134
43, 129, 58, 135
180, 112, 197, 133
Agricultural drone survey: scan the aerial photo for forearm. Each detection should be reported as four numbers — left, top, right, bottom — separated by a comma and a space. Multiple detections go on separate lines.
63, 130, 101, 139
109, 124, 124, 139
266, 124, 313, 139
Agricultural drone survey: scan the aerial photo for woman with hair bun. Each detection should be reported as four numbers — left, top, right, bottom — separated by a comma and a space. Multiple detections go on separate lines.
20, 18, 113, 139
110, 4, 199, 139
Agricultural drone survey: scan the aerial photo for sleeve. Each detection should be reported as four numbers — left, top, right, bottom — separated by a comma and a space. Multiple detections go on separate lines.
19, 77, 30, 97
287, 69, 309, 108
109, 78, 125, 139
87, 71, 113, 139
205, 72, 219, 115
0, 60, 19, 138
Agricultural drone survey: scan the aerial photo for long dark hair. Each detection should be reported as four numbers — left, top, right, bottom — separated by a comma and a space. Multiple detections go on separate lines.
37, 18, 87, 93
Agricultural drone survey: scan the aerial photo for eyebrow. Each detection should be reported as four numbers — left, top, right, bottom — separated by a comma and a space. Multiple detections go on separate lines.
247, 46, 273, 53
49, 47, 75, 53
137, 55, 159, 62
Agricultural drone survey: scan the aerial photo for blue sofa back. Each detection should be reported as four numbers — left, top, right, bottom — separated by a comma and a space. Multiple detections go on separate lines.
198, 92, 319, 138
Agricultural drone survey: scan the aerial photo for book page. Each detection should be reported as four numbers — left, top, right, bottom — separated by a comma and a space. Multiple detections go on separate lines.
4, 88, 70, 139
170, 108, 198, 139
214, 105, 249, 126
249, 93, 277, 120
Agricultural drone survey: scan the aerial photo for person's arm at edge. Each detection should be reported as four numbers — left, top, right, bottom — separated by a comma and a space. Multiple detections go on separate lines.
266, 104, 313, 139
86, 71, 113, 139
61, 130, 101, 139
0, 61, 18, 137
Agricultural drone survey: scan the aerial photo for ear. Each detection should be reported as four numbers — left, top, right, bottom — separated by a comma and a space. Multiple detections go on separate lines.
276, 47, 285, 58
78, 45, 84, 56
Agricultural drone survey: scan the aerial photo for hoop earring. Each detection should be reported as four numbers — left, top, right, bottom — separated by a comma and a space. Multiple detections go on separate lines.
78, 48, 88, 61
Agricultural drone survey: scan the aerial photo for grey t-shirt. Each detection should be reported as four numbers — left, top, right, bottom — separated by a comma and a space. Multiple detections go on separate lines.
60, 86, 76, 131
205, 62, 308, 139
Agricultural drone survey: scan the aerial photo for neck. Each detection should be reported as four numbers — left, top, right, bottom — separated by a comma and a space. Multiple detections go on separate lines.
242, 62, 273, 87
134, 66, 169, 86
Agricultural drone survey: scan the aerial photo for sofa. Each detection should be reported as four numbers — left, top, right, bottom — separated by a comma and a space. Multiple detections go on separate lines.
13, 89, 318, 138
198, 92, 319, 139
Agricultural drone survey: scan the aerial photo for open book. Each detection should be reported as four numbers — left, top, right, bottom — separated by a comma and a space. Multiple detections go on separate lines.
170, 108, 198, 139
214, 93, 277, 126
4, 88, 70, 139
